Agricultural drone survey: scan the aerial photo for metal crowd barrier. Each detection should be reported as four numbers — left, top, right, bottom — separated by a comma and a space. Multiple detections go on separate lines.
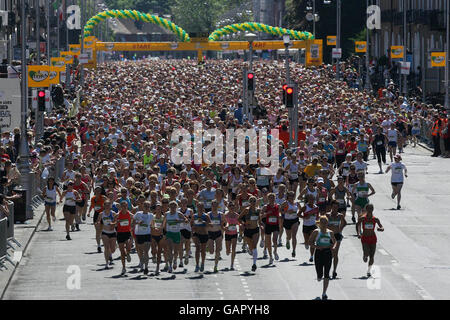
6, 201, 21, 249
0, 217, 15, 270
419, 118, 433, 147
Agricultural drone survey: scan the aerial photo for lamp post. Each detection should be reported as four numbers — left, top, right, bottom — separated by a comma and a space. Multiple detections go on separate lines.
245, 32, 257, 71
445, 0, 449, 110
19, 0, 33, 218
365, 0, 371, 91
283, 34, 291, 83
336, 0, 341, 80
402, 0, 407, 96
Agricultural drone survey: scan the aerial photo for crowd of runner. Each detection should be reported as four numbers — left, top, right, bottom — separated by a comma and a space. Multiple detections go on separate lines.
29, 57, 448, 300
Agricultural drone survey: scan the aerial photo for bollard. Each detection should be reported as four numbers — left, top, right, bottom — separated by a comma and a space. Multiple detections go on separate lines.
57, 157, 65, 181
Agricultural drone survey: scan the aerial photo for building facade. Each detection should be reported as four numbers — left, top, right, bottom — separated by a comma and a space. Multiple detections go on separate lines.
376, 0, 446, 95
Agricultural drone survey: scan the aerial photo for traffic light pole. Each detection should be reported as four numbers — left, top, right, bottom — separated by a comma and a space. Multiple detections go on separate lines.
19, 0, 33, 218
288, 83, 299, 150
243, 67, 249, 122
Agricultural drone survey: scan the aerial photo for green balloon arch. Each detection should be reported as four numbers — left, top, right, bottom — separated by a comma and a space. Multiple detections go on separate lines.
83, 9, 190, 42
208, 22, 314, 41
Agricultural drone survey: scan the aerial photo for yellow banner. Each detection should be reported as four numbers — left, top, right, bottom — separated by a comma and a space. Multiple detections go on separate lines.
355, 41, 367, 53
49, 67, 60, 84
95, 40, 313, 52
69, 44, 81, 57
391, 46, 404, 59
50, 57, 66, 72
27, 65, 50, 88
306, 40, 323, 67
60, 51, 74, 64
431, 52, 446, 67
84, 36, 97, 47
327, 36, 336, 46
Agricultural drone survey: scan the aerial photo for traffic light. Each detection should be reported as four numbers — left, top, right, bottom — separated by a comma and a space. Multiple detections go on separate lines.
285, 86, 294, 108
247, 71, 254, 91
38, 90, 45, 111
282, 84, 288, 105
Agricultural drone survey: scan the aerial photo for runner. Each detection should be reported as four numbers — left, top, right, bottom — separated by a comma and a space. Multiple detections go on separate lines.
96, 200, 117, 269
373, 126, 388, 173
308, 216, 337, 300
238, 196, 261, 271
329, 176, 353, 218
356, 204, 384, 277
132, 201, 153, 274
114, 200, 133, 275
60, 181, 81, 240
387, 123, 400, 163
73, 173, 90, 231
224, 202, 239, 270
150, 203, 165, 275
179, 197, 194, 266
164, 201, 188, 273
207, 200, 225, 273
261, 193, 281, 265
299, 194, 319, 262
191, 202, 212, 272
88, 186, 107, 252
42, 177, 62, 231
326, 200, 347, 278
385, 154, 408, 210
280, 191, 300, 257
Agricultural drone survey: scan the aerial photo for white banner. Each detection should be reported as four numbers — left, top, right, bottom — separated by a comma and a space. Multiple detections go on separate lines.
332, 48, 342, 59
400, 61, 411, 75
0, 79, 21, 132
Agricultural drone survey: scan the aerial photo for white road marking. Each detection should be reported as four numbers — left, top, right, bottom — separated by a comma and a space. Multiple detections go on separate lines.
378, 249, 389, 255
402, 274, 434, 300
13, 251, 23, 262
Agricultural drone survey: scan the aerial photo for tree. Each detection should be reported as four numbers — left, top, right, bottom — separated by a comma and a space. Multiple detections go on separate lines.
170, 0, 224, 33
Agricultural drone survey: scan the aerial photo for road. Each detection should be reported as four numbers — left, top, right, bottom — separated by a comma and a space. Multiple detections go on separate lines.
3, 145, 450, 300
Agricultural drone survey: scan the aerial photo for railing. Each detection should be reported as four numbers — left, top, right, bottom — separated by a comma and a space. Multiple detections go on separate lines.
419, 118, 434, 148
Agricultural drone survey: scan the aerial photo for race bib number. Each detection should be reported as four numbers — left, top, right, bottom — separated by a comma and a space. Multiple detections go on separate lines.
195, 219, 204, 225
377, 141, 383, 146
103, 218, 111, 225
119, 220, 129, 227
154, 222, 162, 229
365, 223, 374, 230
337, 199, 345, 205
268, 216, 277, 223
228, 225, 237, 231
242, 201, 249, 207
318, 197, 326, 203
211, 220, 221, 225
250, 215, 259, 221
45, 197, 53, 202
290, 173, 298, 179
359, 191, 368, 198
95, 206, 101, 211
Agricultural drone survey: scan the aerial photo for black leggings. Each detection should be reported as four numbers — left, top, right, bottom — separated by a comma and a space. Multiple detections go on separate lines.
314, 248, 332, 279
375, 147, 386, 164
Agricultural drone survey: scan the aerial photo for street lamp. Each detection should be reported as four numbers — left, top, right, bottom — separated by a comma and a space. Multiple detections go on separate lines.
365, 0, 372, 91
245, 32, 257, 70
283, 34, 291, 83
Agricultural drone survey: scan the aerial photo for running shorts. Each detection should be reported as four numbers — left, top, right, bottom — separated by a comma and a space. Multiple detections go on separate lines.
166, 231, 181, 244
102, 231, 117, 238
244, 227, 259, 238
180, 229, 192, 240
208, 230, 222, 241
136, 234, 152, 244
117, 231, 131, 244
225, 234, 237, 241
63, 205, 76, 215
283, 218, 299, 230
302, 224, 317, 234
264, 223, 279, 235
193, 233, 209, 244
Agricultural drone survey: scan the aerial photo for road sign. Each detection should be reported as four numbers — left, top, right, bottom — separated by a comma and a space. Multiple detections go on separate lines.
79, 53, 89, 64
0, 79, 21, 132
332, 48, 342, 59
400, 61, 410, 75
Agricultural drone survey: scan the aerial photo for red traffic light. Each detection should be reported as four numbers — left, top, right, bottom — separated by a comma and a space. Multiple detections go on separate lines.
38, 91, 45, 98
247, 73, 254, 79
286, 87, 294, 94
282, 84, 288, 91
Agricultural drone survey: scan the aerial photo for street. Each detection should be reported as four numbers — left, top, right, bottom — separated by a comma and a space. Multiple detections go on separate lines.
3, 145, 449, 300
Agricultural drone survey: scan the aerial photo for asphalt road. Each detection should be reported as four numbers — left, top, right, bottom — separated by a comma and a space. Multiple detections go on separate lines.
3, 145, 450, 300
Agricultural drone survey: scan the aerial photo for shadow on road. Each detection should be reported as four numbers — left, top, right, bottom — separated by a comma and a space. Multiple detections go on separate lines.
260, 264, 276, 269
187, 274, 204, 280
279, 258, 296, 262
298, 262, 314, 266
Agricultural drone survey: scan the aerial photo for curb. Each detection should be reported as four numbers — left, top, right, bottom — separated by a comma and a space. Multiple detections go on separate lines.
418, 143, 433, 153
0, 202, 46, 300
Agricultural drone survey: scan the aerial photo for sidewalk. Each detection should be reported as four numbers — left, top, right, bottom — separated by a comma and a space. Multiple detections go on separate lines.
0, 202, 46, 299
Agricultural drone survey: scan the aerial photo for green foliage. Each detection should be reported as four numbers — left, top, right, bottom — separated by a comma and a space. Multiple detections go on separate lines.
103, 0, 171, 15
